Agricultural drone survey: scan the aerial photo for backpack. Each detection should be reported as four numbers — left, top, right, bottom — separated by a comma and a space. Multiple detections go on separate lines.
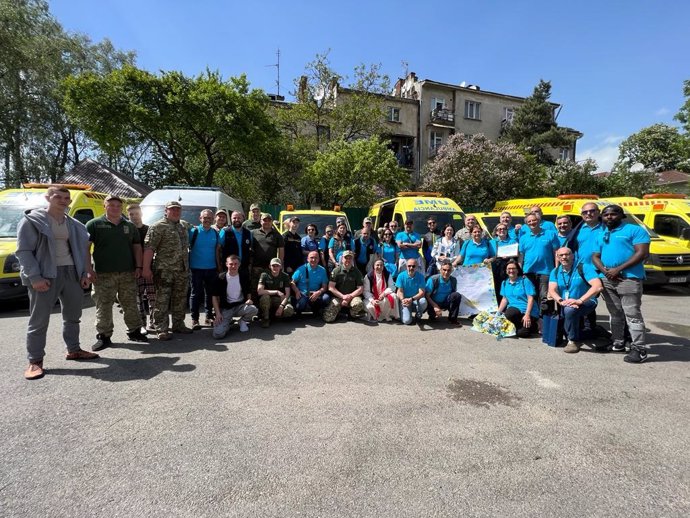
429, 274, 457, 300
190, 225, 219, 249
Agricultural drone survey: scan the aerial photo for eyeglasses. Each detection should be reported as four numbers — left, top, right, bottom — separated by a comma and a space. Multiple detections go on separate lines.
326, 230, 333, 233
383, 233, 392, 236
407, 265, 416, 269
557, 222, 570, 226
307, 228, 316, 232
581, 209, 597, 215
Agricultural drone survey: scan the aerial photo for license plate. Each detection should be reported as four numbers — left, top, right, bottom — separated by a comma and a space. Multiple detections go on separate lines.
669, 276, 687, 283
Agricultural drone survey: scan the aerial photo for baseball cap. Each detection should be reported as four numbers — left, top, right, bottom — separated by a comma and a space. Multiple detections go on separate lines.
342, 250, 354, 258
601, 204, 626, 217
289, 216, 300, 222
165, 200, 182, 209
336, 216, 346, 224
215, 209, 227, 216
363, 217, 372, 223
261, 212, 273, 220
104, 194, 123, 203
405, 219, 414, 225
270, 257, 282, 266
249, 203, 260, 211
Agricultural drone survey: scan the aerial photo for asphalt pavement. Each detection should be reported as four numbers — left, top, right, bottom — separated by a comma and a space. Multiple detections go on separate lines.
0, 286, 688, 517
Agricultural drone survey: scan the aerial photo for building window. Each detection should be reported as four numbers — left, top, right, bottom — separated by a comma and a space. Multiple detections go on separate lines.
387, 107, 400, 122
431, 97, 445, 110
464, 101, 481, 120
504, 107, 514, 124
429, 131, 443, 155
559, 147, 571, 161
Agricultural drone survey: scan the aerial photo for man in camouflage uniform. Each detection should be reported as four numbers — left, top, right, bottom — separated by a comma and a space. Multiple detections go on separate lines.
257, 257, 295, 328
86, 195, 148, 351
142, 200, 192, 340
323, 250, 365, 323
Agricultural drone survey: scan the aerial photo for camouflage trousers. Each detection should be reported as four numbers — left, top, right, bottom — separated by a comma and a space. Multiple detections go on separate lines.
152, 269, 188, 332
92, 271, 142, 336
259, 295, 295, 320
322, 296, 365, 323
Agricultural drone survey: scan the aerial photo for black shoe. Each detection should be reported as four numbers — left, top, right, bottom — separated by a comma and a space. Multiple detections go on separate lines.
611, 342, 627, 352
92, 333, 112, 351
624, 347, 647, 364
127, 329, 149, 343
592, 343, 610, 353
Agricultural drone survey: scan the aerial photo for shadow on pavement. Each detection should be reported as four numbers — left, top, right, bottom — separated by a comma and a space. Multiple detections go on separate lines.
46, 356, 195, 382
116, 337, 229, 355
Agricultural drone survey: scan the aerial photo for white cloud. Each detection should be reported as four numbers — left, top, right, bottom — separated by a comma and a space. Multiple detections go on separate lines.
579, 135, 624, 172
655, 107, 670, 116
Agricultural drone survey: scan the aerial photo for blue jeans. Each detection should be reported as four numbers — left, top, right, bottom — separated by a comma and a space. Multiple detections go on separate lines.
562, 300, 597, 341
400, 297, 428, 325
293, 292, 331, 315
190, 268, 217, 321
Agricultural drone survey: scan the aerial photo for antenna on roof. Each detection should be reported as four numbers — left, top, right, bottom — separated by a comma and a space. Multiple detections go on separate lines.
266, 48, 281, 97
401, 60, 409, 77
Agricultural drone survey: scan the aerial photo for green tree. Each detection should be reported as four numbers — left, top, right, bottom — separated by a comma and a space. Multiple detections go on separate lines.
675, 79, 690, 133
544, 158, 603, 196
601, 163, 659, 198
500, 79, 575, 165
616, 123, 689, 172
0, 0, 133, 186
420, 133, 544, 210
302, 137, 408, 207
64, 66, 281, 187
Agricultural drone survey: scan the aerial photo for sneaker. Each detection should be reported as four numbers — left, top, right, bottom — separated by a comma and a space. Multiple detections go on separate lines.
611, 342, 627, 353
92, 334, 112, 351
191, 320, 202, 331
564, 340, 580, 353
24, 361, 44, 380
127, 329, 149, 343
172, 325, 193, 334
204, 318, 214, 327
624, 347, 648, 364
65, 349, 100, 360
239, 321, 249, 333
592, 343, 610, 353
157, 331, 172, 341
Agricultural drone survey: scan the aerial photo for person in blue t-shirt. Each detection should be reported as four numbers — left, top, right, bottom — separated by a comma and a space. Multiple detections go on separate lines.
555, 215, 572, 247
575, 202, 604, 265
497, 260, 539, 338
458, 226, 496, 266
378, 229, 399, 280
329, 223, 354, 267
519, 213, 560, 309
395, 259, 427, 325
318, 225, 334, 271
300, 223, 320, 262
396, 220, 423, 272
499, 211, 520, 240
291, 251, 331, 316
188, 209, 221, 329
548, 247, 604, 353
491, 222, 519, 302
518, 206, 557, 238
425, 259, 462, 326
354, 228, 377, 275
592, 204, 651, 364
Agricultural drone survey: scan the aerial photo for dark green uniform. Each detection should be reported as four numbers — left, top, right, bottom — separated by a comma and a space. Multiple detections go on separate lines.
323, 265, 365, 322
258, 271, 294, 320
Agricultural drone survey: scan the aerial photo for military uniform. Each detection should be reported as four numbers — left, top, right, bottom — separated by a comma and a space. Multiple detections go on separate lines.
86, 214, 142, 338
145, 217, 190, 333
323, 265, 365, 322
258, 270, 295, 321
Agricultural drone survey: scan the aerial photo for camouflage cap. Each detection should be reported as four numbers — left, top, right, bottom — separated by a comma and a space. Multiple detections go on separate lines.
165, 200, 182, 209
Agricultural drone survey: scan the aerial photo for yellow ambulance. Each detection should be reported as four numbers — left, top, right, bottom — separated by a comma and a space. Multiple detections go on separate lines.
602, 194, 690, 249
493, 195, 690, 286
275, 206, 351, 237
368, 192, 465, 235
0, 184, 107, 300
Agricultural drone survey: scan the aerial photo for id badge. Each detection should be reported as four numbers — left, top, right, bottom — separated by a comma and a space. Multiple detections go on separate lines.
564, 290, 569, 299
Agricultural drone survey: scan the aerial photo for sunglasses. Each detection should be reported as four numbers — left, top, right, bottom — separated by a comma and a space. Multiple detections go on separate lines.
407, 265, 416, 269
581, 209, 597, 215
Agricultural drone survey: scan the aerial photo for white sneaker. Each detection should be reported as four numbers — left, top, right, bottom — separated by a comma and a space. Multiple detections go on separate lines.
239, 321, 249, 333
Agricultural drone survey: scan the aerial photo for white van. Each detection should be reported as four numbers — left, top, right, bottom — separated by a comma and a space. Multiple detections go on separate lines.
140, 186, 243, 226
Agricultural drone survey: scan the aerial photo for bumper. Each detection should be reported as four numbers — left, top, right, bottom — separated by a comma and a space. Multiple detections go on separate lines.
643, 269, 690, 286
0, 277, 27, 300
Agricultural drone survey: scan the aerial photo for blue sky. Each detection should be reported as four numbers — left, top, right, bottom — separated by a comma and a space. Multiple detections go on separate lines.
51, 0, 689, 171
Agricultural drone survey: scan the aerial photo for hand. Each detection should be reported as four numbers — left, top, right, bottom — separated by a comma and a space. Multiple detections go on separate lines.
31, 279, 51, 292
80, 277, 91, 289
372, 299, 380, 306
604, 267, 622, 280
87, 270, 97, 283
309, 291, 320, 303
522, 315, 532, 328
276, 305, 284, 317
294, 288, 302, 300
214, 313, 223, 326
402, 297, 412, 307
134, 268, 141, 280
142, 268, 153, 281
434, 306, 442, 317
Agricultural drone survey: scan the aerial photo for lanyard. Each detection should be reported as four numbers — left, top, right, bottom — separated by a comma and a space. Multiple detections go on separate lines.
559, 266, 575, 296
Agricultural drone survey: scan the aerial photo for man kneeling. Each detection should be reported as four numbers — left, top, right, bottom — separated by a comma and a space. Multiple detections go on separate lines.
323, 250, 365, 322
425, 259, 462, 326
212, 255, 258, 338
257, 258, 295, 328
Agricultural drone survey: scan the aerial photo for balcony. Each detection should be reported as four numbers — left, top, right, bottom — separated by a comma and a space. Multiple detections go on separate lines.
430, 108, 455, 126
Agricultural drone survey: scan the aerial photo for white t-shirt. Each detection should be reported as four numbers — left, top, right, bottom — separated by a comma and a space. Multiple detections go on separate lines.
226, 273, 243, 303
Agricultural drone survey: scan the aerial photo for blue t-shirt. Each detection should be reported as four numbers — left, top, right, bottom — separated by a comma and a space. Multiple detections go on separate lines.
519, 230, 560, 275
301, 235, 320, 254
595, 222, 650, 279
507, 226, 518, 240
356, 237, 375, 264
396, 231, 422, 259
500, 276, 539, 317
425, 276, 454, 304
576, 222, 604, 265
188, 225, 218, 270
548, 263, 599, 301
556, 234, 569, 247
460, 239, 495, 266
218, 227, 250, 262
318, 236, 330, 255
395, 270, 426, 298
328, 236, 354, 263
378, 242, 397, 264
292, 263, 329, 293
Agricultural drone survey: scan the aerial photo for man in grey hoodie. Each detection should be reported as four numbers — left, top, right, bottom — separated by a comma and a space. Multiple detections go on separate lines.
16, 185, 99, 380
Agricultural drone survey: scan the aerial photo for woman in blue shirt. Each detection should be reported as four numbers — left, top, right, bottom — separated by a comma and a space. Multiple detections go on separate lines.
492, 223, 518, 301
378, 229, 399, 279
497, 260, 539, 338
458, 226, 495, 266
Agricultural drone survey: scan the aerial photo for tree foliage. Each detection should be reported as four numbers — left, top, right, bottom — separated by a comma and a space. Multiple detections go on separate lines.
544, 159, 603, 196
0, 0, 134, 186
601, 164, 659, 198
616, 123, 689, 172
420, 133, 544, 210
675, 79, 690, 134
302, 137, 408, 207
63, 66, 281, 188
500, 79, 575, 165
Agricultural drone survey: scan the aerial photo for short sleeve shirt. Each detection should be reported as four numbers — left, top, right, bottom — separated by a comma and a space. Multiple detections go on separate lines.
292, 264, 329, 293
595, 222, 650, 279
188, 225, 219, 270
395, 270, 426, 298
259, 271, 291, 292
576, 222, 604, 266
519, 230, 560, 275
251, 228, 285, 268
86, 215, 140, 273
549, 263, 599, 301
425, 276, 454, 304
330, 265, 363, 295
396, 231, 422, 259
460, 239, 494, 266
500, 276, 539, 317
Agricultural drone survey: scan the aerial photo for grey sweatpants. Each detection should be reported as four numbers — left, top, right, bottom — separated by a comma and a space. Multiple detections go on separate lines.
601, 277, 646, 349
26, 266, 84, 361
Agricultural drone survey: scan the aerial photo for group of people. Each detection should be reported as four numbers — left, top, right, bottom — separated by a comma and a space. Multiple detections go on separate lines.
16, 186, 652, 380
